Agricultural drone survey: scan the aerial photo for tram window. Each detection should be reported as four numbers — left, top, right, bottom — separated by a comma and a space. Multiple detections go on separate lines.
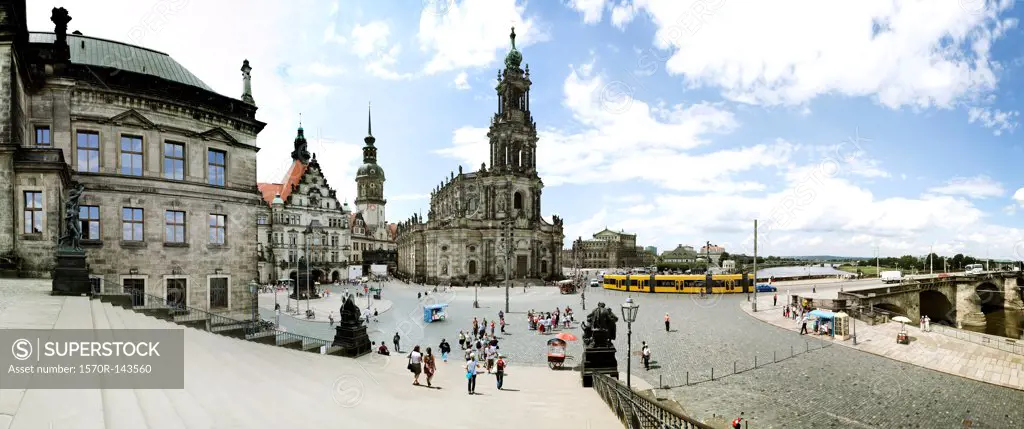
655, 279, 675, 287
713, 280, 725, 288
604, 278, 615, 285
629, 280, 638, 286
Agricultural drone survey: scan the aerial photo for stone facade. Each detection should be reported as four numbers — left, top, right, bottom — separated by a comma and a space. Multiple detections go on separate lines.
1, 5, 264, 318
661, 244, 698, 264
394, 28, 564, 285
255, 108, 395, 284
562, 228, 657, 269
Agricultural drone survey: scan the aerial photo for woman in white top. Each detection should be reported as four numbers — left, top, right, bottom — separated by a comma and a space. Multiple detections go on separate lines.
408, 345, 423, 385
465, 356, 478, 394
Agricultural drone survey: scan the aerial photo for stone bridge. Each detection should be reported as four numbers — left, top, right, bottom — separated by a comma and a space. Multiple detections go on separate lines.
838, 272, 1024, 331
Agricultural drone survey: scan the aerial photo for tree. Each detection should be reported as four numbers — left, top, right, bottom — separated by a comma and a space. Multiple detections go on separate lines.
719, 251, 731, 261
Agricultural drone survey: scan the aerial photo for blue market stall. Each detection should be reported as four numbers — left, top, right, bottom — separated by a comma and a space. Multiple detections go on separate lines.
808, 309, 836, 337
423, 304, 448, 323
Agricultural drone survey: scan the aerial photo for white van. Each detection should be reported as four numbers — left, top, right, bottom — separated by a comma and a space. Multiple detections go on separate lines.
880, 270, 902, 284
965, 264, 984, 274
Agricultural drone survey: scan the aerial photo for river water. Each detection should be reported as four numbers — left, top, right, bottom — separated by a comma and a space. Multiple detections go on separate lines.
963, 308, 1024, 340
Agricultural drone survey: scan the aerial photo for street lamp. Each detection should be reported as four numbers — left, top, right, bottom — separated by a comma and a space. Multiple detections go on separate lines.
303, 220, 323, 316
620, 296, 639, 389
501, 215, 514, 313
575, 237, 585, 310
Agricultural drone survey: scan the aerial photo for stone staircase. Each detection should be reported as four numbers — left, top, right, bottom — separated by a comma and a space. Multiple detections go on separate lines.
92, 292, 354, 357
1, 282, 623, 429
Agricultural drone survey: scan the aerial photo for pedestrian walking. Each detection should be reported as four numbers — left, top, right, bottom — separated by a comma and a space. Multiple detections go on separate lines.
773, 293, 777, 307
500, 318, 506, 334
799, 317, 808, 335
495, 355, 507, 389
664, 313, 671, 332
465, 355, 479, 394
641, 342, 651, 371
439, 338, 451, 362
393, 332, 401, 352
423, 347, 436, 387
407, 345, 423, 385
328, 312, 334, 326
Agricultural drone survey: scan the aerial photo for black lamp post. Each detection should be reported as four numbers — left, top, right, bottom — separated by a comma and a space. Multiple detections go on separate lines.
620, 296, 639, 388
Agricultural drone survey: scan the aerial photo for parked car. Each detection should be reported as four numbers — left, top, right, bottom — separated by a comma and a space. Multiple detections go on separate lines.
589, 279, 600, 287
880, 270, 903, 284
755, 283, 777, 292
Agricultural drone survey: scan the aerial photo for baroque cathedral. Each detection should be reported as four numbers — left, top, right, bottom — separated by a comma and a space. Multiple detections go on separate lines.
394, 28, 565, 285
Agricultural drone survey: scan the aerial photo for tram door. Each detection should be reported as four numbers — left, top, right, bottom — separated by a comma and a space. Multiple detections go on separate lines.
741, 273, 751, 293
705, 273, 714, 295
649, 274, 656, 293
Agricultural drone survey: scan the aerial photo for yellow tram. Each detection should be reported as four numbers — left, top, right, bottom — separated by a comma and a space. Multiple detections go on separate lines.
602, 273, 753, 294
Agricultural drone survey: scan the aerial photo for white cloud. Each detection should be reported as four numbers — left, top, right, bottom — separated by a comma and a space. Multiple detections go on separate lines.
568, 0, 609, 24
324, 22, 346, 44
967, 106, 1020, 136
1014, 188, 1024, 207
351, 21, 391, 57
611, 2, 638, 29
350, 21, 412, 80
605, 0, 1017, 113
328, 1, 339, 16
306, 62, 345, 77
927, 175, 1005, 199
453, 71, 471, 90
417, 0, 546, 74
389, 194, 430, 201
437, 63, 783, 192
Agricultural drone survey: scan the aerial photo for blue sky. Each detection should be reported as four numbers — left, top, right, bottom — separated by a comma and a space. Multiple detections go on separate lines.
27, 0, 1024, 259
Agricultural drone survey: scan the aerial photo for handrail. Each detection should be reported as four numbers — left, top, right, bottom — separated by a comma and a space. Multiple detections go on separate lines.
592, 373, 712, 429
98, 285, 334, 351
855, 306, 1023, 356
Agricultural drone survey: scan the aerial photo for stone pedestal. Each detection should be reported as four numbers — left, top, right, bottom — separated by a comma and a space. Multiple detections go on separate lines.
290, 273, 320, 300
581, 346, 618, 388
331, 323, 371, 357
51, 250, 91, 296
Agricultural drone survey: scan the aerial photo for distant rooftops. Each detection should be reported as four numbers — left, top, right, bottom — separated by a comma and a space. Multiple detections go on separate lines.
29, 31, 215, 92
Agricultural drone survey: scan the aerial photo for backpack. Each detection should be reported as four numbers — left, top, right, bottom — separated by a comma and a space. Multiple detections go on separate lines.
496, 359, 505, 371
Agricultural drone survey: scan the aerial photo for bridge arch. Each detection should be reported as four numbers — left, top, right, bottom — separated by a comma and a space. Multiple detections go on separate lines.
976, 282, 1003, 313
919, 290, 954, 324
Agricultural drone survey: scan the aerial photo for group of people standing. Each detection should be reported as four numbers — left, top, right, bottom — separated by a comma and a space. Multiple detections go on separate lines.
529, 307, 573, 333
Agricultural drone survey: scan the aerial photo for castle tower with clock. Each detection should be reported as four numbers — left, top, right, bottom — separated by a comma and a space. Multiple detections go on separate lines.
393, 28, 565, 285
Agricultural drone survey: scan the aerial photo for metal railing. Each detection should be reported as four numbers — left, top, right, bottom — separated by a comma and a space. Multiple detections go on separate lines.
592, 373, 712, 429
928, 323, 1023, 356
858, 307, 1023, 356
98, 284, 336, 352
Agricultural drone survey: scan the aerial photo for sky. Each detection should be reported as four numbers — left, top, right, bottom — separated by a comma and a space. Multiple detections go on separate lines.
26, 0, 1024, 260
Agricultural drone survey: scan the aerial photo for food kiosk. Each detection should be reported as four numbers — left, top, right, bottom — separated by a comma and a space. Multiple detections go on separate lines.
423, 303, 448, 323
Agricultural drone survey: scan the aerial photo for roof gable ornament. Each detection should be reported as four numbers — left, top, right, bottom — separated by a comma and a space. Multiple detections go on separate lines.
106, 109, 157, 129
194, 127, 240, 145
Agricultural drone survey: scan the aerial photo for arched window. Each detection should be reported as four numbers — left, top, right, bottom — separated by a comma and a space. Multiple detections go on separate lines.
468, 260, 477, 275
513, 191, 523, 210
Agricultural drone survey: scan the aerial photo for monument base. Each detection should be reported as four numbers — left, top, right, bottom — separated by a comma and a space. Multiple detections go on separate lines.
291, 274, 321, 300
331, 323, 371, 357
581, 346, 619, 388
51, 250, 91, 296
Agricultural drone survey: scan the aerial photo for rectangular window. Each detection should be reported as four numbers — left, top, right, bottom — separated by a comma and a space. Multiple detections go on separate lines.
208, 149, 226, 186
23, 191, 42, 234
257, 214, 267, 225
80, 205, 100, 240
120, 135, 144, 176
164, 210, 186, 243
35, 126, 51, 146
209, 214, 226, 244
122, 207, 144, 241
209, 277, 228, 309
76, 131, 100, 172
123, 278, 145, 307
163, 142, 185, 180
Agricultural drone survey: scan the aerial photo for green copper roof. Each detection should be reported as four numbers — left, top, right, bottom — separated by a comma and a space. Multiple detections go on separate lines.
29, 32, 215, 92
505, 27, 522, 69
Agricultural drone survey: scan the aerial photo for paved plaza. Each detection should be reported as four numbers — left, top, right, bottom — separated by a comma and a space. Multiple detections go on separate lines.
257, 288, 393, 324
267, 279, 1024, 428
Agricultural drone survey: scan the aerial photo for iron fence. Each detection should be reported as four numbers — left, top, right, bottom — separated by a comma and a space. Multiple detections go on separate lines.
593, 373, 712, 429
928, 323, 1024, 356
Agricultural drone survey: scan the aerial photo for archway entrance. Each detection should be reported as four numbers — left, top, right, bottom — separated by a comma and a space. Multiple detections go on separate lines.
310, 269, 324, 284
468, 260, 477, 275
331, 270, 340, 283
919, 290, 954, 324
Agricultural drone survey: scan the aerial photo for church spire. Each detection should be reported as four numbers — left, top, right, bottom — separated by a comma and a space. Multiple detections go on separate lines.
364, 102, 375, 146
290, 120, 310, 164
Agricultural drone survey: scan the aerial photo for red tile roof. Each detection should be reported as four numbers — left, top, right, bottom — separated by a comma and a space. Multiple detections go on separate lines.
256, 160, 308, 206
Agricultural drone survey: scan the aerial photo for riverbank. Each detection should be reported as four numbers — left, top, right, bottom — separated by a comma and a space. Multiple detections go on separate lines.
742, 294, 1023, 391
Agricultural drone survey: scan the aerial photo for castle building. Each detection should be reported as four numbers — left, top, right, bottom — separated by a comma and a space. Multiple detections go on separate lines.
563, 228, 658, 269
394, 28, 564, 284
0, 4, 263, 318
255, 107, 395, 283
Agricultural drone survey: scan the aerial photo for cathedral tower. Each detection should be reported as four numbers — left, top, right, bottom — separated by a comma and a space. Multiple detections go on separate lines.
355, 103, 387, 232
487, 27, 539, 176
